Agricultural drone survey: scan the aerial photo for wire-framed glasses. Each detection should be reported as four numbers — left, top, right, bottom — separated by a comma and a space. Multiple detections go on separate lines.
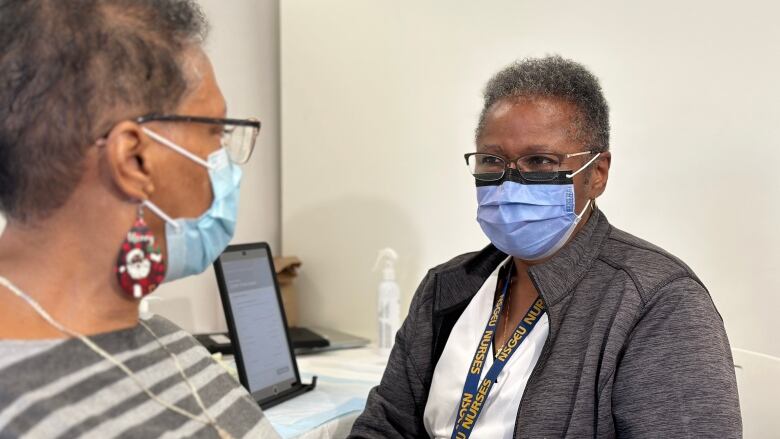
464, 151, 596, 182
137, 114, 261, 164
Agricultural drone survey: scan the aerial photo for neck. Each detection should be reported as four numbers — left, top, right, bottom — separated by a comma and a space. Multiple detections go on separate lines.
511, 258, 538, 298
0, 206, 138, 339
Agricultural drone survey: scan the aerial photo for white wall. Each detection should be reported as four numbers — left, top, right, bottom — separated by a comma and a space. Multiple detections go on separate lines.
281, 1, 779, 358
733, 349, 780, 437
151, 0, 281, 333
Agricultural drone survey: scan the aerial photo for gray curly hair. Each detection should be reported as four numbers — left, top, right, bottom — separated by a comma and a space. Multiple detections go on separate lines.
476, 55, 610, 152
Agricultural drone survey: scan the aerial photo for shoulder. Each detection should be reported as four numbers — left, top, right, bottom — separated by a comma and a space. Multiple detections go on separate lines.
142, 314, 210, 355
409, 252, 479, 301
428, 244, 505, 277
599, 225, 705, 304
142, 314, 198, 344
408, 245, 506, 312
428, 251, 481, 276
142, 314, 188, 335
0, 338, 65, 375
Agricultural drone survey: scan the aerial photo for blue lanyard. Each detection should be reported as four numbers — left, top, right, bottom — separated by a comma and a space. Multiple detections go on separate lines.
450, 264, 546, 439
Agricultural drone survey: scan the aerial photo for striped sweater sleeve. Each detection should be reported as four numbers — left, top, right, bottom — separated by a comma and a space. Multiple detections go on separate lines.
0, 316, 278, 439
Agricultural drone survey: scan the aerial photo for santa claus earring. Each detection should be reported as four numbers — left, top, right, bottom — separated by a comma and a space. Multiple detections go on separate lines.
115, 204, 166, 299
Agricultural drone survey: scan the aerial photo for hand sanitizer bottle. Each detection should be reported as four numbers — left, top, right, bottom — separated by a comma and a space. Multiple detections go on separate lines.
374, 248, 400, 354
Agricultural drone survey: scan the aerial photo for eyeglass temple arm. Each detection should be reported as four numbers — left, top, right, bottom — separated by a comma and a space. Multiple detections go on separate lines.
566, 152, 601, 178
565, 151, 594, 159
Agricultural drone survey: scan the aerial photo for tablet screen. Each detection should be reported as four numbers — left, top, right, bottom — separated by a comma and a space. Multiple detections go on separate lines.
219, 247, 297, 400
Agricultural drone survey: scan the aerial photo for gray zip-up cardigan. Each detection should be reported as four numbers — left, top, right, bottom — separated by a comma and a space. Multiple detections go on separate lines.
349, 209, 741, 438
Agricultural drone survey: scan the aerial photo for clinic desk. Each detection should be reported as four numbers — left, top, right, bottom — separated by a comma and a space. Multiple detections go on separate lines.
224, 347, 388, 438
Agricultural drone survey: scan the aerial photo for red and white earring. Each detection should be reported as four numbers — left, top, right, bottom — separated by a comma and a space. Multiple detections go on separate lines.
115, 204, 166, 299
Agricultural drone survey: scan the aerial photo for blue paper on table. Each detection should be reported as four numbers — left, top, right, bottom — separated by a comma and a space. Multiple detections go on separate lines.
264, 354, 386, 438
271, 397, 365, 438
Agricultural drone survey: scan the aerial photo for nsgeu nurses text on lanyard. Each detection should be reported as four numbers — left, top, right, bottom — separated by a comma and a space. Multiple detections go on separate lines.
450, 263, 547, 439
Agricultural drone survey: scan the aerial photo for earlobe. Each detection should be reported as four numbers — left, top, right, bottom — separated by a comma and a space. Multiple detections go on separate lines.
104, 121, 154, 202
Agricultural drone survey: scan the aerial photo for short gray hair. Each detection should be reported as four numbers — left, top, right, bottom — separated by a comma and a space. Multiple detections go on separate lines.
476, 55, 610, 152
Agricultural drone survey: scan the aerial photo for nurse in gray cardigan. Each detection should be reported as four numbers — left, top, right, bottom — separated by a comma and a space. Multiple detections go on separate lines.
350, 56, 741, 438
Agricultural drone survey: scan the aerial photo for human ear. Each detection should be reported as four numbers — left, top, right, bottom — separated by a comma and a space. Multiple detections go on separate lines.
103, 121, 155, 201
588, 151, 611, 199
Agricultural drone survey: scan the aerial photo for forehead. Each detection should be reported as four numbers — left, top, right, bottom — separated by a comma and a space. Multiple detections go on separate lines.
478, 96, 583, 155
175, 49, 226, 117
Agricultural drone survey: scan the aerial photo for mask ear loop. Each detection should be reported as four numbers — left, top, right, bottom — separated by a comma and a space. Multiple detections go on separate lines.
139, 127, 213, 232
142, 199, 182, 231
574, 199, 593, 223
568, 153, 601, 223
566, 152, 601, 179
141, 127, 215, 170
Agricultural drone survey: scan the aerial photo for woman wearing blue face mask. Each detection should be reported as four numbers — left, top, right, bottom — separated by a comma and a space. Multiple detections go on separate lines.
0, 2, 278, 438
351, 56, 741, 438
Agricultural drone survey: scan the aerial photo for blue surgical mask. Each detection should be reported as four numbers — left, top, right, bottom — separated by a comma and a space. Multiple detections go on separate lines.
476, 154, 599, 261
141, 128, 242, 282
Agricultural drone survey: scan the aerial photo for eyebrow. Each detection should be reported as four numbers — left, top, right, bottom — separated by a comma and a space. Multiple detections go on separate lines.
480, 144, 503, 154
480, 144, 554, 154
520, 144, 554, 153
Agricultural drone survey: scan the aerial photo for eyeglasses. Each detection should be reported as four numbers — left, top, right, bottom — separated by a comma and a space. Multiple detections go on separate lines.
136, 114, 261, 164
464, 151, 596, 182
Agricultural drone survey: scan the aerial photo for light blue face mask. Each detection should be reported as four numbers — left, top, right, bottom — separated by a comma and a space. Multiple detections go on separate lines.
476, 154, 599, 261
141, 128, 242, 282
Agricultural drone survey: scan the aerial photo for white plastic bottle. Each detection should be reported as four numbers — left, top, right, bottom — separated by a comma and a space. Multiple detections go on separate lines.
374, 248, 400, 354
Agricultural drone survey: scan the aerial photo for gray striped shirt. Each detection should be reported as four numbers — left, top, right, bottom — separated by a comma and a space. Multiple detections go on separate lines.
0, 316, 279, 438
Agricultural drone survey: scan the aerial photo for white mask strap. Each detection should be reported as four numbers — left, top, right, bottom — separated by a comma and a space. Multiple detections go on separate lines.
142, 200, 182, 231
142, 127, 215, 170
575, 198, 593, 222
566, 152, 601, 179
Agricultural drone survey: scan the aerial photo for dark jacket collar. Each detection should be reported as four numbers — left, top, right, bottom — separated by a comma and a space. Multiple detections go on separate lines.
528, 208, 611, 306
434, 208, 611, 313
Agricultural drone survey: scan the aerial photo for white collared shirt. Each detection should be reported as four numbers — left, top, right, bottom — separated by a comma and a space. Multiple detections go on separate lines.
423, 258, 549, 439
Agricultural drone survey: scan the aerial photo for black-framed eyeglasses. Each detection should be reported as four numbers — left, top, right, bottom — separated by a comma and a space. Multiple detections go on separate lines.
464, 151, 596, 182
137, 114, 261, 164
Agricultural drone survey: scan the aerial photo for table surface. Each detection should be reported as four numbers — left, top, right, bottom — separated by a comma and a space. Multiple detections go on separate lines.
263, 347, 388, 439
